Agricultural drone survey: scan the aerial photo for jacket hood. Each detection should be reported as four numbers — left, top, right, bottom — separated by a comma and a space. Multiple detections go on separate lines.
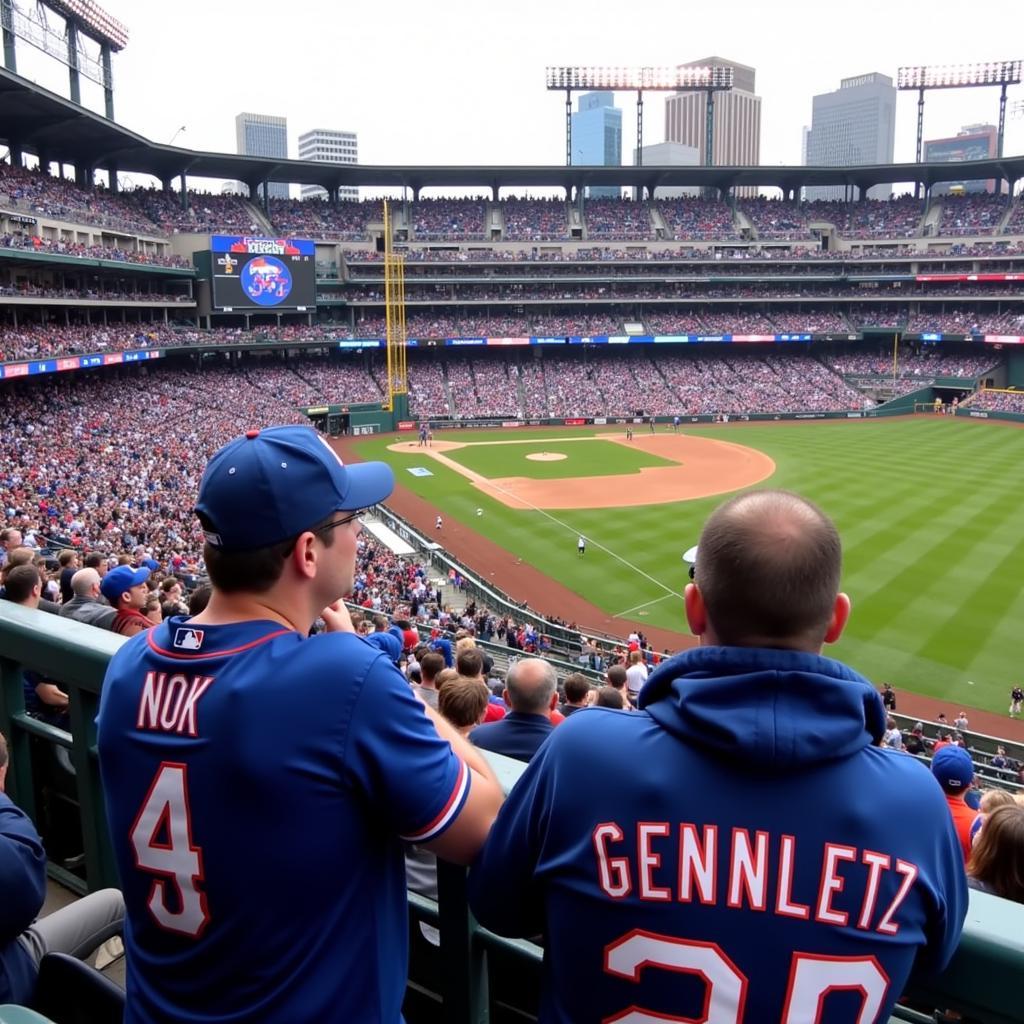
638, 646, 886, 770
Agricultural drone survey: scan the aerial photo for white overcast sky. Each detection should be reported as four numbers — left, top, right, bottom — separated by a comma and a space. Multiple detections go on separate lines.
8, 0, 1024, 192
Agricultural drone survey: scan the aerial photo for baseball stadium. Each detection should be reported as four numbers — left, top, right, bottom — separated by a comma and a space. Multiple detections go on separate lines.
0, 4, 1023, 1020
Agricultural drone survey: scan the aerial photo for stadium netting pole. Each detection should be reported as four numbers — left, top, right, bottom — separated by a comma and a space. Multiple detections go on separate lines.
382, 200, 408, 412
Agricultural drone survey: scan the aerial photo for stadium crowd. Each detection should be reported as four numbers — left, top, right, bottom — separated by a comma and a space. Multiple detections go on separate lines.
0, 233, 190, 269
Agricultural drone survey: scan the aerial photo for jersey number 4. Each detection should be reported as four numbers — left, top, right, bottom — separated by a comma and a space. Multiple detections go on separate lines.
605, 930, 890, 1024
129, 762, 210, 938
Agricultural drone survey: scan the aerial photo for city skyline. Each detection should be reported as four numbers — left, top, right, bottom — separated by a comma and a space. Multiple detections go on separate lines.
2, 0, 1022, 195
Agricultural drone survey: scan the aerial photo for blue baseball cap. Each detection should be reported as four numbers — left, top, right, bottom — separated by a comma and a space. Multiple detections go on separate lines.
100, 565, 151, 603
931, 745, 975, 793
195, 425, 394, 551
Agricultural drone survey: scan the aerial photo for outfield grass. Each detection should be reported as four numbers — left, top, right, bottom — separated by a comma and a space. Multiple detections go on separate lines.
441, 438, 676, 479
355, 418, 1024, 712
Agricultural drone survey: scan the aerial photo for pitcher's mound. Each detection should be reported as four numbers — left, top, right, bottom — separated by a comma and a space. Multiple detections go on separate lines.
526, 452, 567, 462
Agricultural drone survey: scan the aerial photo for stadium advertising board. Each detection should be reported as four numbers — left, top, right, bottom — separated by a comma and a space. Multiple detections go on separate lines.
211, 236, 315, 312
0, 349, 161, 379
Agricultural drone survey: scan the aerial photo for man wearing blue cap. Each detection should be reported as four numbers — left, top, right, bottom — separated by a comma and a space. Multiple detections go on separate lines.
100, 564, 153, 637
97, 425, 504, 1024
930, 745, 978, 861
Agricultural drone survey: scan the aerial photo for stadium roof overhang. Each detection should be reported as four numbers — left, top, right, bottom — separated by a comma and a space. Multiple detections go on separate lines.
2, 67, 1024, 194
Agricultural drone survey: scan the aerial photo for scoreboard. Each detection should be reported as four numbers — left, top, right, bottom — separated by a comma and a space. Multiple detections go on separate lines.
210, 235, 316, 312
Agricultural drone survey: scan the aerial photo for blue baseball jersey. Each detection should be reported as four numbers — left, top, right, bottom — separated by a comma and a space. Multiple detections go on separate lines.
468, 646, 967, 1024
97, 615, 469, 1024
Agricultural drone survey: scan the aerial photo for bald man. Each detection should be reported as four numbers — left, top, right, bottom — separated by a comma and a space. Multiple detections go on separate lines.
469, 657, 557, 763
470, 490, 967, 1023
59, 568, 116, 630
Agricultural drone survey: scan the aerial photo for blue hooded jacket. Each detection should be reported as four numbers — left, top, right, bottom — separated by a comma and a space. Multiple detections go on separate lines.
469, 645, 967, 1024
0, 793, 47, 1004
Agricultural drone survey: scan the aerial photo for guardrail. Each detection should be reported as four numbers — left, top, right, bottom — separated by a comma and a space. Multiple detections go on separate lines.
2, 604, 1023, 1023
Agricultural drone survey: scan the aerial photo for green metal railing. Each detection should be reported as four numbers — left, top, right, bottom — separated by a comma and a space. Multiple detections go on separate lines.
2, 603, 1023, 1023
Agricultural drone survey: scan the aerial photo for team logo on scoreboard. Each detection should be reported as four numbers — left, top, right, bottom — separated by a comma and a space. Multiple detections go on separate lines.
241, 256, 293, 306
216, 254, 238, 274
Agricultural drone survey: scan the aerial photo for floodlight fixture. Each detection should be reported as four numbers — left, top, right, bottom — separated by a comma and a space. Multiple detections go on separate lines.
546, 65, 734, 169
545, 65, 733, 92
897, 61, 1021, 90
47, 0, 129, 49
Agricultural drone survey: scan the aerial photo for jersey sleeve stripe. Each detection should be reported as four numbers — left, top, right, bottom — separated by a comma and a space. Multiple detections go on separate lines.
401, 759, 470, 843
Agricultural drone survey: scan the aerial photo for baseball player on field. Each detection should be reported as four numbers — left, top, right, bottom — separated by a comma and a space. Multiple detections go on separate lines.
97, 425, 502, 1023
469, 490, 966, 1023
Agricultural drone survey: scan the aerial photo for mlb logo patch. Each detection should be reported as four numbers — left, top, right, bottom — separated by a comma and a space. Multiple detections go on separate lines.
173, 627, 204, 651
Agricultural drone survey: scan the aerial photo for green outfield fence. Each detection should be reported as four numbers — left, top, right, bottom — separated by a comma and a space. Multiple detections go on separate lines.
1, 604, 1023, 1021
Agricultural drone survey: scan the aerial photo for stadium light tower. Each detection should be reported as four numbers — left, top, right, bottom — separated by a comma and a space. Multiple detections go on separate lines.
545, 65, 733, 168
897, 61, 1022, 197
1, 0, 129, 118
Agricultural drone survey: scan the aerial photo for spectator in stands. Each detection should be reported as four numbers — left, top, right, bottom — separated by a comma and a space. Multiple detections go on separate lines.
604, 663, 631, 707
967, 803, 1024, 903
100, 565, 154, 638
932, 745, 979, 861
3, 565, 68, 726
57, 550, 79, 604
624, 649, 648, 702
0, 529, 21, 568
414, 651, 445, 710
438, 676, 491, 736
593, 685, 625, 709
968, 788, 1016, 848
0, 730, 124, 1006
560, 673, 593, 716
468, 489, 966, 1023
159, 578, 188, 620
96, 424, 503, 1023
470, 657, 557, 762
59, 568, 116, 630
882, 715, 904, 750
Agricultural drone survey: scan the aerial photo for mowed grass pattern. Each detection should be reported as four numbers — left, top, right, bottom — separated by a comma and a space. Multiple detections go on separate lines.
442, 438, 677, 479
356, 419, 1024, 711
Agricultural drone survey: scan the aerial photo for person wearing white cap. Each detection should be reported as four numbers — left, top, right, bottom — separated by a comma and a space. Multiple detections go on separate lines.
97, 425, 503, 1024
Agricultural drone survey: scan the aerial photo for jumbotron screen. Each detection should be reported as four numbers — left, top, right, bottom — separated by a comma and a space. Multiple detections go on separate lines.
210, 236, 316, 312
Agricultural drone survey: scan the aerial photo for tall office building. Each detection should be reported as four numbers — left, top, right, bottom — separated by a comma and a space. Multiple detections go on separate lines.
571, 92, 622, 199
805, 73, 896, 201
664, 57, 761, 196
235, 112, 289, 200
298, 129, 359, 201
925, 124, 1001, 194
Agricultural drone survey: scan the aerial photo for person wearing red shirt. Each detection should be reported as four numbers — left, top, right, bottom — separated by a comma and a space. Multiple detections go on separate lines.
931, 745, 979, 861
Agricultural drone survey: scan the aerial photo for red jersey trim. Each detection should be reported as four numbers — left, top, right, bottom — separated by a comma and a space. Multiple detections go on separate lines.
147, 627, 294, 661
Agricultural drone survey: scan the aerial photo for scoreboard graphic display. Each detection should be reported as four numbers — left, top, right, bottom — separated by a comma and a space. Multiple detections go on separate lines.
211, 236, 316, 311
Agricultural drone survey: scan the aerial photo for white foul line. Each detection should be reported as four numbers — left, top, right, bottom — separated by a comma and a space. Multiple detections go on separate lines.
480, 476, 684, 608
612, 593, 678, 618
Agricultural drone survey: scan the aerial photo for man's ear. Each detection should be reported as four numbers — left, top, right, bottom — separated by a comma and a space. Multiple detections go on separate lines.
549, 690, 559, 711
684, 583, 707, 637
291, 532, 319, 580
823, 592, 851, 645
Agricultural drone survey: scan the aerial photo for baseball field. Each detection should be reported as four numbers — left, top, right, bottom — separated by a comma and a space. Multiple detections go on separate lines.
351, 416, 1024, 714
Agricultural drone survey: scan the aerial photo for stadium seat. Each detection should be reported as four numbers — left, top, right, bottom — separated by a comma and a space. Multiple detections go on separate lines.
33, 953, 125, 1024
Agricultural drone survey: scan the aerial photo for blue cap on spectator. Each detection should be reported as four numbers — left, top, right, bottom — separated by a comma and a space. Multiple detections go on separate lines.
931, 746, 974, 793
194, 425, 394, 551
140, 558, 160, 571
101, 565, 151, 603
